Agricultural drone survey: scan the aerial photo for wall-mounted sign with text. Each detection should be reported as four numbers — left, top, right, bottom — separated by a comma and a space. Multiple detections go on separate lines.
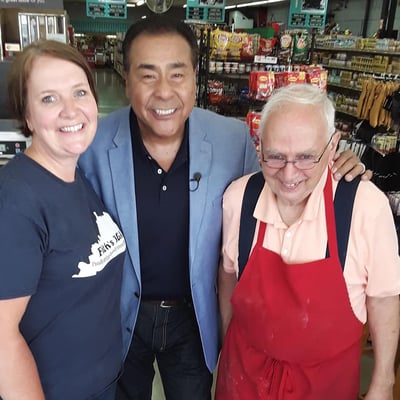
288, 0, 328, 29
0, 0, 63, 9
86, 0, 127, 19
185, 0, 225, 24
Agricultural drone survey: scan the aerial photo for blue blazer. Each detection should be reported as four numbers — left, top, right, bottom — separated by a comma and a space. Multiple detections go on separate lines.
79, 106, 259, 371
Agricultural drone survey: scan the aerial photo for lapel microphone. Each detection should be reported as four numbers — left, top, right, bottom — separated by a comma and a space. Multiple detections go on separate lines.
190, 172, 202, 192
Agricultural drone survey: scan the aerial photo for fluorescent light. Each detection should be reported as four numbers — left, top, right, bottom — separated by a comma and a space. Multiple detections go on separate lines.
225, 0, 284, 9
126, 0, 145, 6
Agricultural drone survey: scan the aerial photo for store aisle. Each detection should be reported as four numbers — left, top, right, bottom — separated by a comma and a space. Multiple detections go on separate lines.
94, 67, 129, 118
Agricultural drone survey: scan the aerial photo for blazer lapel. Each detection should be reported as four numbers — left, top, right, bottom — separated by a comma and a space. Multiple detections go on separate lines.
189, 118, 212, 261
109, 113, 141, 281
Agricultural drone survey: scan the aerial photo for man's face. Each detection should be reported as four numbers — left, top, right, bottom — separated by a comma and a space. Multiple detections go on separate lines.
124, 32, 197, 140
260, 103, 339, 209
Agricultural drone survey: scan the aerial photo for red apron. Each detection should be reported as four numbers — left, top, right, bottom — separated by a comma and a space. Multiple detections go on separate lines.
216, 173, 363, 400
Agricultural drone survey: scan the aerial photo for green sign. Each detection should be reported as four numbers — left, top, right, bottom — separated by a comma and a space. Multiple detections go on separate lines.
87, 0, 127, 19
288, 0, 328, 29
186, 0, 225, 23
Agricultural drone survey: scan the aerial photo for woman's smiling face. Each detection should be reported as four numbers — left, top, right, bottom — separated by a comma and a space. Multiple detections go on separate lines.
25, 55, 98, 164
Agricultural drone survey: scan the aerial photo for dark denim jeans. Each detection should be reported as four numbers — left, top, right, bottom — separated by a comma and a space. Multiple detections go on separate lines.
117, 301, 212, 400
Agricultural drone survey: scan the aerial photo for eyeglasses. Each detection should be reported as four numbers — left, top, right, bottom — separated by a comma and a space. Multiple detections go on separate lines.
261, 134, 334, 170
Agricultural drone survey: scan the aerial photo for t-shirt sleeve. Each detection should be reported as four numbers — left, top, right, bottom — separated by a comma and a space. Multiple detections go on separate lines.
221, 175, 252, 276
363, 194, 400, 297
0, 207, 44, 299
346, 181, 400, 299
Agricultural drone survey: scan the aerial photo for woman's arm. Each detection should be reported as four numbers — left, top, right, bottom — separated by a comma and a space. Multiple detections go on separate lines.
0, 296, 45, 400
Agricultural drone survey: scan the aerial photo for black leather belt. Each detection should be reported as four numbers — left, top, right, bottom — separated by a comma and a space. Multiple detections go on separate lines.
141, 299, 191, 308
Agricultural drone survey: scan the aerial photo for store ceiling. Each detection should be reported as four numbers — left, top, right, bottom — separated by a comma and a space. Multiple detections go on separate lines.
63, 0, 288, 9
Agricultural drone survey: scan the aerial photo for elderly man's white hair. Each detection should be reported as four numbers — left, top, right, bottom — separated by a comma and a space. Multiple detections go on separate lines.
259, 84, 336, 140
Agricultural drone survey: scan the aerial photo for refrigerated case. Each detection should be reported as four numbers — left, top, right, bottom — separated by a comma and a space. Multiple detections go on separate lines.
0, 8, 68, 58
0, 120, 31, 167
18, 11, 67, 49
0, 9, 68, 111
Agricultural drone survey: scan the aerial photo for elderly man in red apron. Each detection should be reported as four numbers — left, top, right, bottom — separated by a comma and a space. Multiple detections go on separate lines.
216, 84, 400, 400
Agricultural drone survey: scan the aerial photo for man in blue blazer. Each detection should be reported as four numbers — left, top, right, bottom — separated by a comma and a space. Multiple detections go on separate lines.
79, 16, 368, 400
79, 17, 259, 399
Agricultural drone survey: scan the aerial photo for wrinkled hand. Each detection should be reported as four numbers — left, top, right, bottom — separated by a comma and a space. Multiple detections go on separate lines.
332, 150, 373, 182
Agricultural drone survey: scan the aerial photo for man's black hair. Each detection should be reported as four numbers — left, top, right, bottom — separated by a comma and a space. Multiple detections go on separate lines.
122, 16, 199, 72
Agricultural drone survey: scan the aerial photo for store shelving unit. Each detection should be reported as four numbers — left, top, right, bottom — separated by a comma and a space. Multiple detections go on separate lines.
313, 35, 400, 120
113, 32, 124, 79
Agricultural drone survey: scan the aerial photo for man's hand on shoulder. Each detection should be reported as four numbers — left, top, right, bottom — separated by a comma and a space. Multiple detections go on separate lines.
332, 150, 373, 182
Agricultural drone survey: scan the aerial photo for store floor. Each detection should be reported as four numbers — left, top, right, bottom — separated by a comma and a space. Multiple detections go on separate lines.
93, 67, 375, 400
94, 66, 129, 118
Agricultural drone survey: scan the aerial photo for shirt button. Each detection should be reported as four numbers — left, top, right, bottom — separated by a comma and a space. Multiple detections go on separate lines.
285, 231, 292, 238
162, 185, 167, 191
147, 155, 152, 160
157, 168, 162, 175
282, 248, 288, 255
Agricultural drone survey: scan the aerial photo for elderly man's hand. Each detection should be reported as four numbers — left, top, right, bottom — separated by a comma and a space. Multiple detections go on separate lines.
332, 150, 373, 182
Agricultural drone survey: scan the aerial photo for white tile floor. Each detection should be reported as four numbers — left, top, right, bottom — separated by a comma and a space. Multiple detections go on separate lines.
152, 362, 216, 400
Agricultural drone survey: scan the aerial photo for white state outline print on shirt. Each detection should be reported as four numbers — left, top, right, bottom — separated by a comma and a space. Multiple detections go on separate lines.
72, 212, 126, 278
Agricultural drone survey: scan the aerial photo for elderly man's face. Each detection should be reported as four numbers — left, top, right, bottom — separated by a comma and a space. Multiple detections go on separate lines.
260, 102, 339, 211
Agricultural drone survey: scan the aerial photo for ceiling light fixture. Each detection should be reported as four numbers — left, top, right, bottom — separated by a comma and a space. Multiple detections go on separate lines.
225, 0, 284, 9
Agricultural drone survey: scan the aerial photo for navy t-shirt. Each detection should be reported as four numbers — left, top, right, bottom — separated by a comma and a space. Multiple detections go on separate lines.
0, 154, 126, 399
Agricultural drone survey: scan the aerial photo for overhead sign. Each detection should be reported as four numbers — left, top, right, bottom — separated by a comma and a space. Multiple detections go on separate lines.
0, 0, 63, 9
186, 0, 225, 24
87, 0, 127, 19
288, 0, 328, 29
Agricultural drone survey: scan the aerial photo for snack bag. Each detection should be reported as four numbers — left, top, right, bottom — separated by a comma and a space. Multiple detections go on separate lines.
292, 31, 309, 63
208, 80, 224, 104
306, 67, 328, 91
249, 71, 275, 101
258, 37, 277, 56
274, 71, 306, 88
246, 111, 262, 149
229, 32, 246, 60
277, 32, 292, 64
240, 33, 254, 60
210, 28, 229, 60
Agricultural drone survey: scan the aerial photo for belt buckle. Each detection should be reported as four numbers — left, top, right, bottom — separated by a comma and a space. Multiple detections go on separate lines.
160, 300, 173, 308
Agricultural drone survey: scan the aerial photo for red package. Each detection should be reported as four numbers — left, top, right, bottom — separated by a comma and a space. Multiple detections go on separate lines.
306, 68, 328, 91
274, 71, 306, 88
258, 37, 277, 56
246, 111, 262, 149
249, 71, 275, 101
208, 80, 224, 104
